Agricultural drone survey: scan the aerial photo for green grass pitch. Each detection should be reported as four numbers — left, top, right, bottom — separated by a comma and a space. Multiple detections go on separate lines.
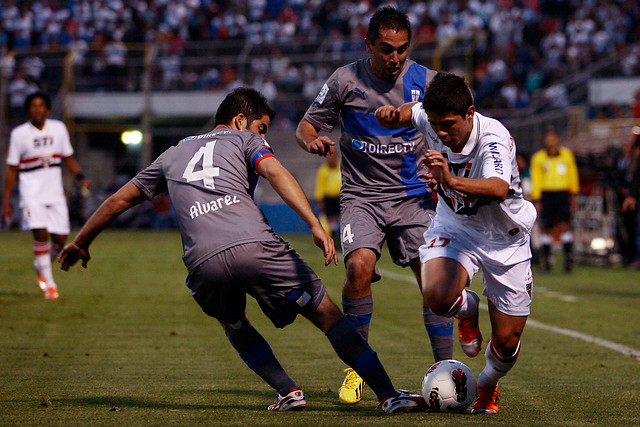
1, 229, 639, 425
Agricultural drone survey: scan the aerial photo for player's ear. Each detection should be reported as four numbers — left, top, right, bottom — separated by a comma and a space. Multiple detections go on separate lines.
466, 106, 475, 120
365, 37, 373, 55
232, 113, 247, 131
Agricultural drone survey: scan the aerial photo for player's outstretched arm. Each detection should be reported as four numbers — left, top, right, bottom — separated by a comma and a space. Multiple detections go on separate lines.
2, 165, 17, 226
375, 101, 416, 128
58, 182, 149, 270
257, 156, 338, 266
296, 119, 336, 157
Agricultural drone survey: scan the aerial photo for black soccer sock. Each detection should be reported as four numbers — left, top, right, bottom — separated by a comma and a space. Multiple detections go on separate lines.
224, 319, 296, 396
562, 242, 573, 271
325, 316, 397, 401
542, 243, 552, 269
342, 294, 373, 340
423, 305, 454, 361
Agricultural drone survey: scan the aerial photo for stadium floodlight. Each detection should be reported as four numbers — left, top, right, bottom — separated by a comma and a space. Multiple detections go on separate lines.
122, 130, 144, 145
590, 237, 614, 256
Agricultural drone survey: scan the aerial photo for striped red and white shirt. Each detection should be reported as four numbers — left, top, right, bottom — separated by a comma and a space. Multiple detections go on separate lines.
6, 118, 73, 205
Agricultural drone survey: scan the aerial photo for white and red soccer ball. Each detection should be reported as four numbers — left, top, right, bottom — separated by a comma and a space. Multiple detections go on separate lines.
422, 359, 476, 413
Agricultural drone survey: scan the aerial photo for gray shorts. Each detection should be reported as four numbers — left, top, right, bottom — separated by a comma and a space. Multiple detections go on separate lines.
340, 195, 435, 268
187, 239, 325, 328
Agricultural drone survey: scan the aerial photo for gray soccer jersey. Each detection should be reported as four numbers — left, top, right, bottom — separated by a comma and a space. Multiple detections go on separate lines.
131, 128, 279, 270
304, 58, 437, 203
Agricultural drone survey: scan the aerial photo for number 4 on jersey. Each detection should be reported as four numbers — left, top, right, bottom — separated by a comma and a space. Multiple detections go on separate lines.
183, 140, 220, 189
342, 223, 354, 244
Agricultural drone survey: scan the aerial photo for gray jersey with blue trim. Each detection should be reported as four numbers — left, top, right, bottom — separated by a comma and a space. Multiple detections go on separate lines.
131, 128, 279, 271
303, 58, 437, 203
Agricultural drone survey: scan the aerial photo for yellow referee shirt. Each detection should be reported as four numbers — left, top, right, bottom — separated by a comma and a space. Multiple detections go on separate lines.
530, 147, 579, 200
314, 164, 342, 201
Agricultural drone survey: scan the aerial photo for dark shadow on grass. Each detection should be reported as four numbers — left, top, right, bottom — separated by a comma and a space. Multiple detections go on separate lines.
0, 289, 37, 299
68, 396, 221, 410
66, 390, 384, 415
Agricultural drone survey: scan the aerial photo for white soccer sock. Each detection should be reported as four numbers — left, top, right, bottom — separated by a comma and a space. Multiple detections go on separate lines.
560, 232, 573, 244
33, 241, 57, 290
539, 234, 553, 245
445, 289, 477, 319
477, 340, 521, 387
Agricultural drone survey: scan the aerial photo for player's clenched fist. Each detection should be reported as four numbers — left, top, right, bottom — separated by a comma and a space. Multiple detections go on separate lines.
375, 105, 401, 128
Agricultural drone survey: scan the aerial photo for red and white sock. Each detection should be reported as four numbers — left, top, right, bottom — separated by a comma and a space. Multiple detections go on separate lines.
33, 241, 57, 290
477, 340, 521, 387
445, 289, 477, 319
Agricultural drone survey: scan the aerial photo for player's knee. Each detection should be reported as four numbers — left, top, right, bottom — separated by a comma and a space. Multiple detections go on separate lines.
220, 319, 245, 331
344, 256, 374, 290
422, 286, 455, 316
303, 293, 341, 332
491, 332, 521, 356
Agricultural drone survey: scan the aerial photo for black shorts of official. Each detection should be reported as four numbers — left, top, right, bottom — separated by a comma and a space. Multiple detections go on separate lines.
540, 191, 571, 229
187, 239, 326, 328
323, 197, 341, 217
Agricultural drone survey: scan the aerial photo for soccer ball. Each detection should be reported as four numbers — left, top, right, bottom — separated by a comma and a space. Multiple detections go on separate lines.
422, 359, 476, 413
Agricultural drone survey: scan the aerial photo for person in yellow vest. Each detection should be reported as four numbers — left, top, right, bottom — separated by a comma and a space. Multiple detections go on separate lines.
530, 130, 580, 272
314, 150, 341, 240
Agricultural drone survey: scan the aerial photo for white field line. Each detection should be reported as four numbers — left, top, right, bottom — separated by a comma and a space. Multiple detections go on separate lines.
534, 286, 578, 302
378, 268, 640, 361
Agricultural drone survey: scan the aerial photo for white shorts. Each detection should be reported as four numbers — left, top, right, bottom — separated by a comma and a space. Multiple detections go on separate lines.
21, 200, 70, 235
419, 228, 533, 317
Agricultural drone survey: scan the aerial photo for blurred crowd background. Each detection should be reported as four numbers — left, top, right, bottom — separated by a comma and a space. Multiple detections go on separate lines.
2, 0, 639, 119
1, 0, 640, 266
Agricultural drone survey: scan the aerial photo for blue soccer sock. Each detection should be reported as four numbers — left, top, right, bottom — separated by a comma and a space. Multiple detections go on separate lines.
342, 294, 373, 340
325, 316, 397, 401
224, 319, 296, 396
423, 305, 454, 361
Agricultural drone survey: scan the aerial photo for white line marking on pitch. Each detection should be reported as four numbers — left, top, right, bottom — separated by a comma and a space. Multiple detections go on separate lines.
378, 268, 640, 361
535, 286, 577, 302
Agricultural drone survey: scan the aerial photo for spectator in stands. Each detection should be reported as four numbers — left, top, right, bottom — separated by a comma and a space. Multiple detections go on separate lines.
530, 130, 580, 272
1, 0, 639, 120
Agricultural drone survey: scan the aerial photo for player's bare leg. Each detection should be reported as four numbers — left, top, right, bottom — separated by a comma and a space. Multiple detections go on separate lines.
50, 233, 67, 261
421, 258, 482, 357
339, 248, 376, 403
31, 228, 58, 299
472, 300, 527, 414
410, 259, 453, 362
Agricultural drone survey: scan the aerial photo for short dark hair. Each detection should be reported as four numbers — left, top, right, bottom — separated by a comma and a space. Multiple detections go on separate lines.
423, 72, 474, 117
366, 6, 412, 44
24, 91, 51, 112
214, 87, 276, 126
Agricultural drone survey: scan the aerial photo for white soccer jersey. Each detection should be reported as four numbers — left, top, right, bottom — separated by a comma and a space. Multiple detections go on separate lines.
411, 103, 537, 249
6, 118, 74, 205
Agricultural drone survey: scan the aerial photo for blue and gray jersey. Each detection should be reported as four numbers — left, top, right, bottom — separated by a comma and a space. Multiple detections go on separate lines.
131, 128, 280, 271
304, 58, 436, 203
